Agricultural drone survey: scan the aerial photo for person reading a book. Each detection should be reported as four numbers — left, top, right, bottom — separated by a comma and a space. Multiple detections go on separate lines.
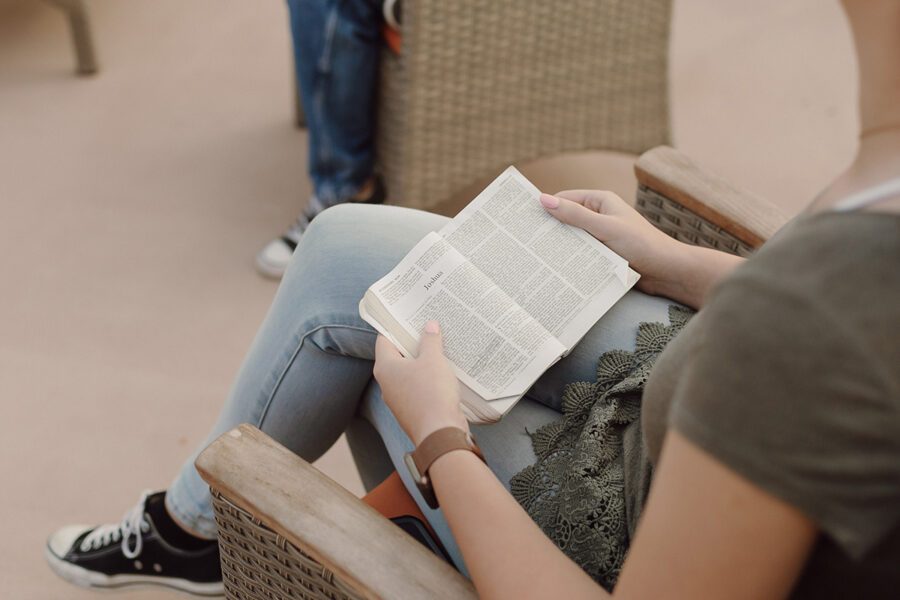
47, 1, 898, 598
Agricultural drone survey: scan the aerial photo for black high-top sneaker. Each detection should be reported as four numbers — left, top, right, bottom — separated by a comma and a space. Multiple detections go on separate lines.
45, 491, 223, 597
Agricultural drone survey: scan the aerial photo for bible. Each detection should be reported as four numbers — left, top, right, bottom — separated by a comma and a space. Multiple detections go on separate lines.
359, 167, 639, 424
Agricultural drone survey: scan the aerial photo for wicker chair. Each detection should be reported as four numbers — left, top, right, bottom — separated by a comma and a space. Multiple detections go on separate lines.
194, 145, 790, 600
295, 0, 672, 210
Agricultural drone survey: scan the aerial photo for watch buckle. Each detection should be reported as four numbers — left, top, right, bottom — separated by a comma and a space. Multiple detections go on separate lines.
404, 451, 438, 509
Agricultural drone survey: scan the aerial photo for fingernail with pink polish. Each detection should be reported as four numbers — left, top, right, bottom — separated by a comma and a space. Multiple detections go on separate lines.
540, 193, 559, 209
425, 320, 440, 334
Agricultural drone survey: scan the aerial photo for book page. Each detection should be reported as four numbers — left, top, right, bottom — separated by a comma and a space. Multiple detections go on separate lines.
440, 166, 639, 349
365, 232, 566, 401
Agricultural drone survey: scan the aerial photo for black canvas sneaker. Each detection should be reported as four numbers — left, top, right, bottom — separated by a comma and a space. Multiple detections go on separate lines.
45, 491, 223, 597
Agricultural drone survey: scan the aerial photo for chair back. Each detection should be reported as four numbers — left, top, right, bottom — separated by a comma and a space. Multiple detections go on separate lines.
376, 0, 673, 208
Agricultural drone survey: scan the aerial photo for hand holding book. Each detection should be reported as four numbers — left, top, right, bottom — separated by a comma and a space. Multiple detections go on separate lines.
539, 189, 739, 310
361, 167, 639, 424
373, 320, 471, 447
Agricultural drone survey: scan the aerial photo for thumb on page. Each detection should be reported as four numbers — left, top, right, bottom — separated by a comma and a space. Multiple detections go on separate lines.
418, 320, 445, 358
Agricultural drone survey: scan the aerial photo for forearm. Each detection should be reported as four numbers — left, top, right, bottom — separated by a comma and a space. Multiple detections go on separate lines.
430, 450, 606, 600
645, 243, 745, 309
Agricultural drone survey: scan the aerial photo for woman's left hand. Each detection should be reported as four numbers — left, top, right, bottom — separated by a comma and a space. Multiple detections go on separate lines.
374, 320, 469, 445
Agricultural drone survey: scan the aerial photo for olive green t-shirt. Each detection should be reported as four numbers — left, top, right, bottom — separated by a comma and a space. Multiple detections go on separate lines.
640, 212, 900, 598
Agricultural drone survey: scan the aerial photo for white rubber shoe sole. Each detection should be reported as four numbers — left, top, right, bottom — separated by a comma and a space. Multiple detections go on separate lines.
45, 543, 225, 597
255, 237, 295, 279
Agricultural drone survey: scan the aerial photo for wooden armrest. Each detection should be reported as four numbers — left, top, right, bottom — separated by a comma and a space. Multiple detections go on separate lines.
634, 146, 789, 248
195, 424, 477, 600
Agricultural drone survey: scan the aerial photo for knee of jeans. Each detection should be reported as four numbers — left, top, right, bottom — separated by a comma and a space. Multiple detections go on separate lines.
300, 203, 442, 270
305, 203, 377, 241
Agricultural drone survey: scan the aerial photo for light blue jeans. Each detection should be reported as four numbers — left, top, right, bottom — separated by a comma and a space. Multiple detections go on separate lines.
166, 204, 676, 573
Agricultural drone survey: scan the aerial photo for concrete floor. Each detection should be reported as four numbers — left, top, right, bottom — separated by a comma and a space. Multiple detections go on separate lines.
0, 1, 856, 598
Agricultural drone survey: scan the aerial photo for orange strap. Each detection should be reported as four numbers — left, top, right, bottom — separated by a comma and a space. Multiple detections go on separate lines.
362, 471, 434, 536
382, 24, 401, 54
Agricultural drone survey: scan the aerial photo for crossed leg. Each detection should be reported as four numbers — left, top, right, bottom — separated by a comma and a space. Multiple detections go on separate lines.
168, 203, 677, 572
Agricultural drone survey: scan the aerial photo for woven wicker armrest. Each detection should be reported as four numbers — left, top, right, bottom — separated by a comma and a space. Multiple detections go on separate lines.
195, 424, 476, 600
634, 146, 790, 256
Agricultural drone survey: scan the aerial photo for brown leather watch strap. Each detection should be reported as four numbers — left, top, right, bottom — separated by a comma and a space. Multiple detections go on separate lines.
405, 427, 485, 509
412, 427, 484, 475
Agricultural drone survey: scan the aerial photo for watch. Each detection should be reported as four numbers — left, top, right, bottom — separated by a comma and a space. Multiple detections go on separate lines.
404, 427, 485, 509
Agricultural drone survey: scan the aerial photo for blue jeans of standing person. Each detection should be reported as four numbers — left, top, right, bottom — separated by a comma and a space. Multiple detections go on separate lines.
287, 0, 382, 206
166, 204, 676, 574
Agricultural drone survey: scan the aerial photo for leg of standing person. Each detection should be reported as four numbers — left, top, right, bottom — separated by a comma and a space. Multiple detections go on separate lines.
47, 203, 678, 593
256, 0, 386, 279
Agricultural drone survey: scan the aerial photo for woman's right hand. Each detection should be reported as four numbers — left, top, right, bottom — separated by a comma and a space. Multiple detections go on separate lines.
539, 190, 687, 297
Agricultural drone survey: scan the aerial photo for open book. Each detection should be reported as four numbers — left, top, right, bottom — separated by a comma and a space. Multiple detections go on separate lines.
360, 167, 639, 424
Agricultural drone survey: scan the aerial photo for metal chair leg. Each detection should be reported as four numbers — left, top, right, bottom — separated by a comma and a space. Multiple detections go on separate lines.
46, 0, 98, 75
293, 59, 306, 128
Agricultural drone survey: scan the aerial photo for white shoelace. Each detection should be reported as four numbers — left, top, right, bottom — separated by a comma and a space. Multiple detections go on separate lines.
79, 491, 152, 559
